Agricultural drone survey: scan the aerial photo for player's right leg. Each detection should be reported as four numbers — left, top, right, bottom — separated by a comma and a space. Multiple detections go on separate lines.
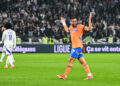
57, 57, 76, 80
5, 46, 15, 68
0, 45, 6, 62
4, 57, 9, 68
0, 51, 6, 62
78, 57, 93, 80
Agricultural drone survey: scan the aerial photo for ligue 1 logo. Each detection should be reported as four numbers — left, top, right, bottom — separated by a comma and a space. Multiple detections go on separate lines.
54, 45, 70, 53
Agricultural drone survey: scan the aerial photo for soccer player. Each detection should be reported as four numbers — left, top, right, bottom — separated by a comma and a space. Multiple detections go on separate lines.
57, 13, 93, 80
0, 27, 7, 62
0, 23, 16, 68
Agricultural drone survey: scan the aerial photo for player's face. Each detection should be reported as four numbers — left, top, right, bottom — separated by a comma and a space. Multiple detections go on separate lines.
71, 18, 77, 27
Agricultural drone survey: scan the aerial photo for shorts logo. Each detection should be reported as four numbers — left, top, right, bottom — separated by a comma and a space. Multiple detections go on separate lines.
71, 49, 75, 54
72, 49, 75, 52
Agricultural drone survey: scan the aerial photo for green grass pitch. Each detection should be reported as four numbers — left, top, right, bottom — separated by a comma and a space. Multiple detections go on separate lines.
0, 53, 120, 86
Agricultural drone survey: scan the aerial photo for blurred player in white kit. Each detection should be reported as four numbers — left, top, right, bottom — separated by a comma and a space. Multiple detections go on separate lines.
0, 26, 6, 62
0, 23, 16, 68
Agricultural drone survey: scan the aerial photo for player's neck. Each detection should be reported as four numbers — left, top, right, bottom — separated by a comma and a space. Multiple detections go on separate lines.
72, 25, 77, 28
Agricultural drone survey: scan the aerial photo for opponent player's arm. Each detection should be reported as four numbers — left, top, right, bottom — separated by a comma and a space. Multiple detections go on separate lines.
1, 32, 6, 44
0, 41, 2, 44
84, 13, 93, 31
13, 32, 16, 49
61, 17, 69, 32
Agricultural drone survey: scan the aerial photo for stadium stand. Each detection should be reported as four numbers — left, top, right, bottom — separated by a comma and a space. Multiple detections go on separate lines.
0, 0, 120, 44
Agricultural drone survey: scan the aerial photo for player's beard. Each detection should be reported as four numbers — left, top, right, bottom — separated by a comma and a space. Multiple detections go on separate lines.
72, 24, 77, 27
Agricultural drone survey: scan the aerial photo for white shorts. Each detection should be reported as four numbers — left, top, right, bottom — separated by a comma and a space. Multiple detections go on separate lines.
3, 45, 13, 55
2, 45, 6, 51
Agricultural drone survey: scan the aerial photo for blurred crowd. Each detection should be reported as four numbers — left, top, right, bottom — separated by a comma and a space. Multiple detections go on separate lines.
0, 0, 120, 41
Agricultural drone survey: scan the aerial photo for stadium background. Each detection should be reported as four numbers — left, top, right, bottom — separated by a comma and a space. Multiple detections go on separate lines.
0, 0, 120, 45
0, 0, 120, 86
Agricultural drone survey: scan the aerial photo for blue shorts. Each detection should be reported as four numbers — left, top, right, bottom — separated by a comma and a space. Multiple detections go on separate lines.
70, 48, 83, 59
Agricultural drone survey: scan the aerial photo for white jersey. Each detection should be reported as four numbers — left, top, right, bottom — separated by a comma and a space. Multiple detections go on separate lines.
1, 29, 16, 49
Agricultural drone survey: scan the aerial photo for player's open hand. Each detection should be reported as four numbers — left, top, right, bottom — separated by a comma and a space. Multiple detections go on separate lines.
89, 13, 92, 18
61, 17, 65, 23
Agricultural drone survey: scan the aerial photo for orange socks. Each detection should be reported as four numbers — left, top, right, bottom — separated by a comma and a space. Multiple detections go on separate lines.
64, 62, 92, 77
64, 65, 72, 76
82, 63, 92, 76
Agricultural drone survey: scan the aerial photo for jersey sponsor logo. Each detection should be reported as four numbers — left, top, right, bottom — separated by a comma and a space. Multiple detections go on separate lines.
70, 29, 78, 32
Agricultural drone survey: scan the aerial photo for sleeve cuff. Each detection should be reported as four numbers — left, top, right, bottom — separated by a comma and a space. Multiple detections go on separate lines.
83, 26, 85, 30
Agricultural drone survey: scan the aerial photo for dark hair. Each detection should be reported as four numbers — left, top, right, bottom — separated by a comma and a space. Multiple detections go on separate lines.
4, 23, 12, 29
70, 16, 77, 19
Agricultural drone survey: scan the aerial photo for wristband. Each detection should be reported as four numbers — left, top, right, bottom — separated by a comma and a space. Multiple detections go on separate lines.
61, 21, 66, 26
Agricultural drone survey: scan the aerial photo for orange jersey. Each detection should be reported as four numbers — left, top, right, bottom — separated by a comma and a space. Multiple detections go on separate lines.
69, 24, 85, 48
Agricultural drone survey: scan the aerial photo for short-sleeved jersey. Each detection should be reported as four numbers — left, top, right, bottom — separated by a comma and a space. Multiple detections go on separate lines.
69, 24, 85, 48
2, 29, 16, 48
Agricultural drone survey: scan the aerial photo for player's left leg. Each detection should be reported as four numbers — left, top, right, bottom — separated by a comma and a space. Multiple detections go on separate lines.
0, 45, 6, 62
78, 57, 93, 80
4, 57, 9, 68
0, 51, 6, 62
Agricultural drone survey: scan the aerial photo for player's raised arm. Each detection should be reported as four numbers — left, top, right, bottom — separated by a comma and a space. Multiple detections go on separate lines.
61, 17, 69, 32
84, 13, 93, 31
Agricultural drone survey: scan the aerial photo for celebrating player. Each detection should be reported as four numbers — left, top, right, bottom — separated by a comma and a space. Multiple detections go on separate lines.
0, 23, 16, 68
57, 13, 93, 80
